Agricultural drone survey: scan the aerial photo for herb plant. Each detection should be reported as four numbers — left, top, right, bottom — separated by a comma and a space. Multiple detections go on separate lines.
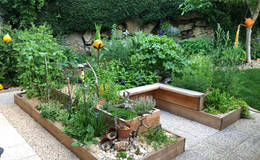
38, 102, 66, 122
204, 89, 251, 118
133, 96, 156, 114
144, 128, 177, 151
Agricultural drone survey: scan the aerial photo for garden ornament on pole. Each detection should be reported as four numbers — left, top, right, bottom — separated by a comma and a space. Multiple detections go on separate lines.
3, 33, 11, 43
93, 24, 103, 65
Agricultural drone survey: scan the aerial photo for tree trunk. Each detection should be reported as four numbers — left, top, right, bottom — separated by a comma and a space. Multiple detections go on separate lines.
246, 27, 252, 63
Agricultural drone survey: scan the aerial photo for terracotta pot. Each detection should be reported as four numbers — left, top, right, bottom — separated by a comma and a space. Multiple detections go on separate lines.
117, 123, 132, 140
106, 127, 117, 140
99, 138, 112, 152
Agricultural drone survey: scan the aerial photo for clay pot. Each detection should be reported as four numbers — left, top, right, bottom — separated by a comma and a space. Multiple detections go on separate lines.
117, 123, 132, 140
99, 138, 112, 152
106, 127, 117, 140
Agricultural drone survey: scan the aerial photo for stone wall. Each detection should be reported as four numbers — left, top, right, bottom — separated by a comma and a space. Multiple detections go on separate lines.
65, 14, 214, 53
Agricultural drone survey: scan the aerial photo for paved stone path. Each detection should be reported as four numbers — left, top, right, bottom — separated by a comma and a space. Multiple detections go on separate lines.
0, 91, 260, 160
160, 110, 260, 160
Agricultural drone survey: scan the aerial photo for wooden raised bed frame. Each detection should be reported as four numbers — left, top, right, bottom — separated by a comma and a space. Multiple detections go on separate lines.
52, 88, 160, 134
120, 83, 242, 130
14, 93, 185, 160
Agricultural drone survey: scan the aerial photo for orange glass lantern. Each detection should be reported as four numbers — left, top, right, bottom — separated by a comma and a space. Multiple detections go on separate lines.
93, 39, 103, 49
3, 34, 12, 43
245, 18, 254, 28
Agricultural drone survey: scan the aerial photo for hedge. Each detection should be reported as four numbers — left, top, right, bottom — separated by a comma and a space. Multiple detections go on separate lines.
39, 0, 182, 33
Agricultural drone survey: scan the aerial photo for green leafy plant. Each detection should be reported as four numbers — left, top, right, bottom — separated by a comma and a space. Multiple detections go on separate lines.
103, 102, 138, 120
38, 102, 66, 122
180, 37, 214, 56
1, 0, 47, 28
62, 86, 108, 145
144, 128, 177, 150
0, 25, 20, 85
204, 89, 251, 118
172, 55, 214, 92
13, 25, 69, 100
116, 151, 127, 159
252, 41, 260, 59
133, 34, 186, 77
133, 96, 156, 114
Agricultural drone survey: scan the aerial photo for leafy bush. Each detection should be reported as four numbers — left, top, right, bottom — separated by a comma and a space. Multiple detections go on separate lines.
64, 89, 108, 145
41, 0, 182, 32
102, 24, 132, 62
133, 34, 186, 77
172, 55, 214, 92
13, 25, 69, 99
38, 102, 66, 122
204, 89, 250, 118
0, 25, 19, 85
1, 0, 47, 28
212, 68, 243, 96
180, 37, 214, 56
218, 46, 246, 66
252, 41, 260, 59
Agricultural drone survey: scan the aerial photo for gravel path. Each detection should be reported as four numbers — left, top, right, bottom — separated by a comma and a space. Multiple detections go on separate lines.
0, 92, 78, 160
1, 91, 260, 160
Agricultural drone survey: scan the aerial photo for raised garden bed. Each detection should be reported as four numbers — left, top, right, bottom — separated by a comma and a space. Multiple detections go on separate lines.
52, 88, 160, 133
96, 107, 160, 134
122, 83, 242, 130
0, 87, 20, 94
14, 93, 185, 160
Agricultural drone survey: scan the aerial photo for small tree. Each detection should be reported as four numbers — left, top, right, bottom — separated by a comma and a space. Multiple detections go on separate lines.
180, 0, 260, 63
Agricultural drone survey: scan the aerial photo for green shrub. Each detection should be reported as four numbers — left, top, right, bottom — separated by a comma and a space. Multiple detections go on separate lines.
212, 68, 243, 96
102, 24, 132, 62
204, 89, 250, 118
133, 34, 186, 77
1, 0, 47, 28
172, 55, 214, 92
218, 46, 246, 66
180, 37, 214, 56
0, 25, 19, 85
13, 25, 68, 99
41, 0, 182, 32
252, 41, 260, 59
38, 102, 66, 122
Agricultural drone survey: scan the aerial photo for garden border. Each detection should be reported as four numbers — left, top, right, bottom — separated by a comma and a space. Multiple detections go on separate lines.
14, 93, 185, 160
121, 83, 242, 130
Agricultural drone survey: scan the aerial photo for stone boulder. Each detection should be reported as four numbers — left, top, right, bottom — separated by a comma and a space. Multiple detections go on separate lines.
83, 31, 95, 45
193, 27, 214, 39
65, 33, 85, 53
195, 20, 207, 27
178, 23, 194, 31
126, 19, 140, 34
143, 22, 157, 33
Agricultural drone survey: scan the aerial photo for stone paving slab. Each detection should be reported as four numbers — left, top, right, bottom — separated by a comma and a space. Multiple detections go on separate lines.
160, 110, 260, 160
0, 91, 23, 105
0, 113, 40, 160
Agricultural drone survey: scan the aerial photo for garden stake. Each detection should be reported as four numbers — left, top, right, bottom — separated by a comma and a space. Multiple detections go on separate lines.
44, 57, 50, 102
86, 60, 99, 97
67, 77, 73, 105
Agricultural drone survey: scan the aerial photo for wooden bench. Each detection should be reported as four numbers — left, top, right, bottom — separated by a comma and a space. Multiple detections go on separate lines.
120, 83, 205, 111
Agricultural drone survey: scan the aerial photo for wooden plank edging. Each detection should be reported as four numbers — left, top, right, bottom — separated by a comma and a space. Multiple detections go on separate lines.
14, 93, 185, 160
